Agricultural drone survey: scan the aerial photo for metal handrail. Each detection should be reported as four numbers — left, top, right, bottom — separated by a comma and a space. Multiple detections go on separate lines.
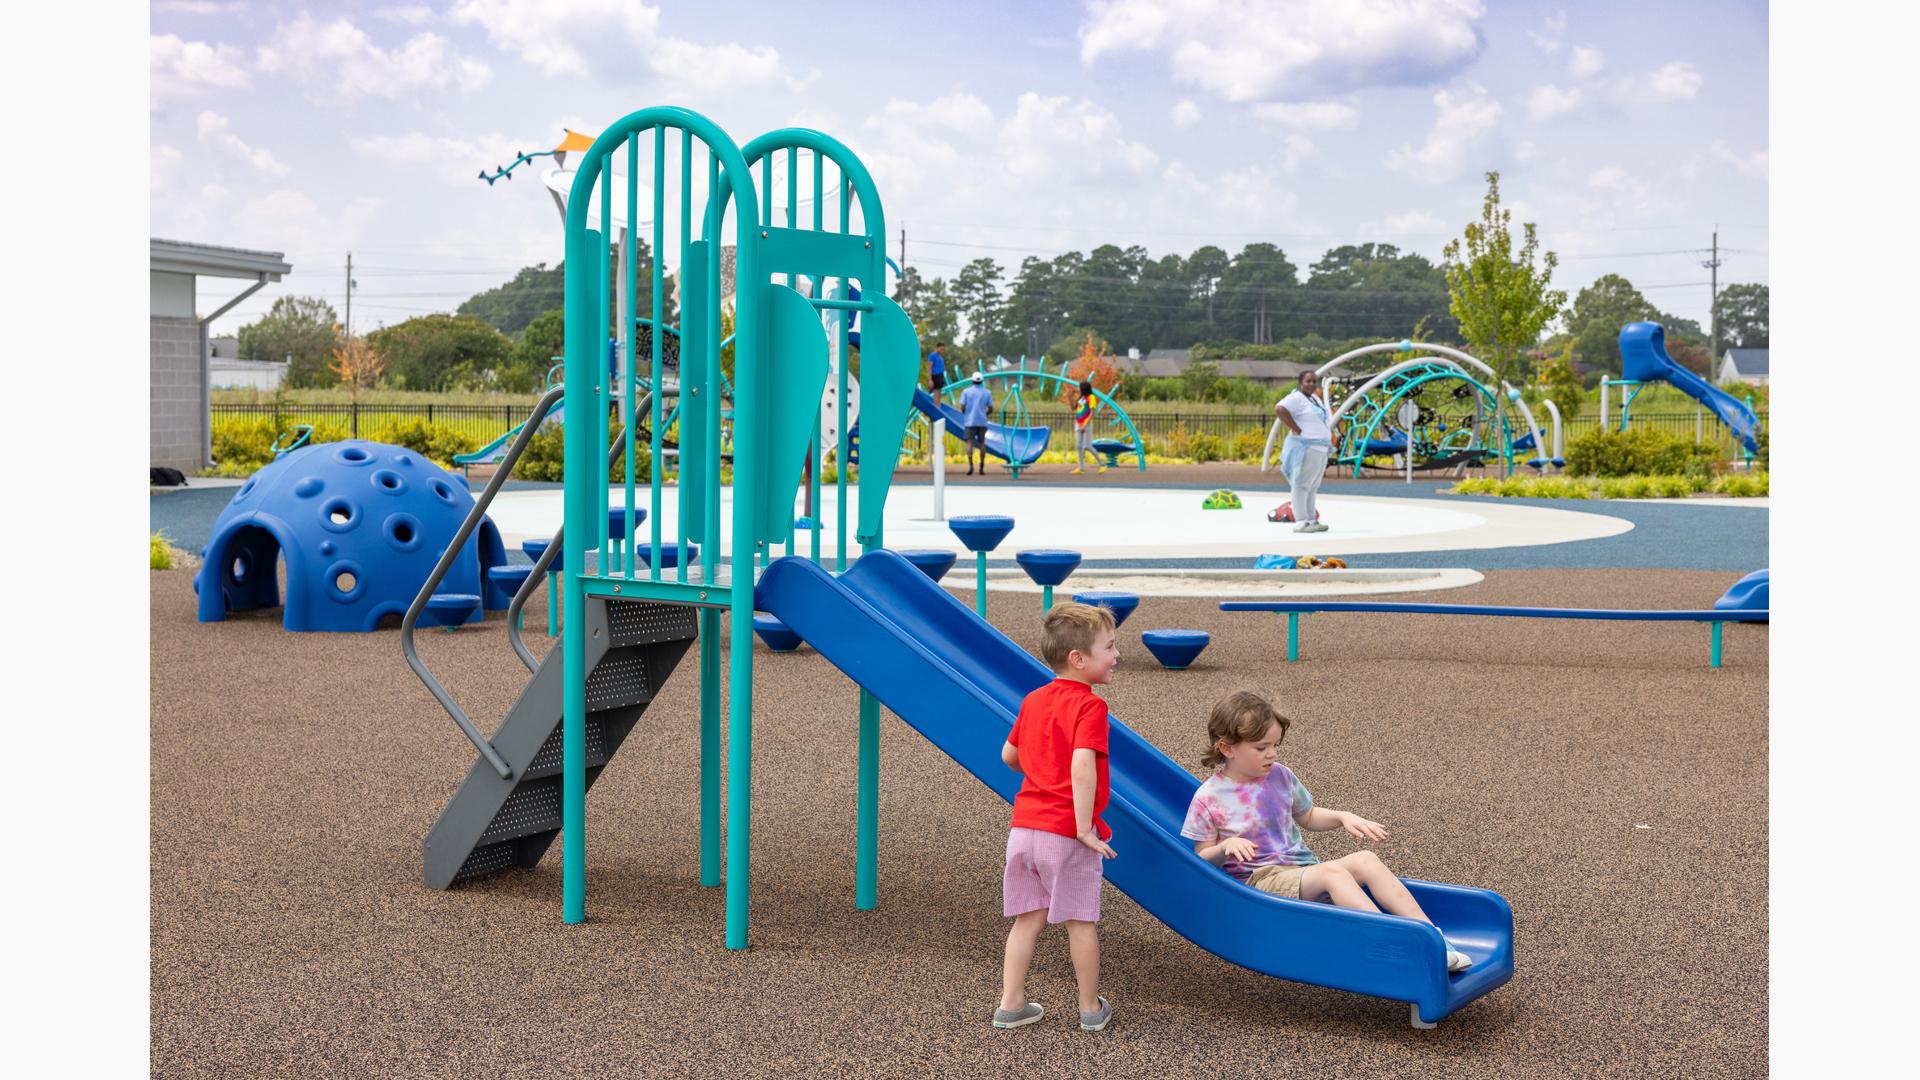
402, 387, 649, 779
504, 428, 639, 673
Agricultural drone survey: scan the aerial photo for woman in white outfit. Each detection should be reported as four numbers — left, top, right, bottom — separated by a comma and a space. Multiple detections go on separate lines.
1276, 370, 1334, 533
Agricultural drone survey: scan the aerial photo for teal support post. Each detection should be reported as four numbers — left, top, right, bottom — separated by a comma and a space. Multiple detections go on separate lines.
976, 551, 988, 618
1043, 584, 1054, 611
1287, 612, 1300, 661
561, 568, 587, 923
547, 571, 557, 636
1710, 621, 1724, 668
856, 691, 879, 909
699, 607, 721, 886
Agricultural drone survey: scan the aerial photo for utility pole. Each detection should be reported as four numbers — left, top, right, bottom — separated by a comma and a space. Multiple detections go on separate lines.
1701, 228, 1721, 364
344, 252, 354, 340
899, 227, 906, 296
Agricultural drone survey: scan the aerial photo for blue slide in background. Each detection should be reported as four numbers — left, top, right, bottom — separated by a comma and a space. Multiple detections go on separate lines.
454, 402, 565, 473
1619, 321, 1759, 455
912, 388, 1050, 467
755, 550, 1515, 1027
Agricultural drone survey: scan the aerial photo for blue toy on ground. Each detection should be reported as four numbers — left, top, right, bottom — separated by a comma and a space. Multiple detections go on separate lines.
194, 440, 508, 631
1714, 569, 1769, 623
1141, 628, 1211, 670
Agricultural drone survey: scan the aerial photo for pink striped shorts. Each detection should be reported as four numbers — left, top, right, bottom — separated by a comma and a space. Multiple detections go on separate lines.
1003, 827, 1104, 923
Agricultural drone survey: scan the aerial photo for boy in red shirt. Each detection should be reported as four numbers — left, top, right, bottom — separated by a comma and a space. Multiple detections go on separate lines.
992, 602, 1119, 1032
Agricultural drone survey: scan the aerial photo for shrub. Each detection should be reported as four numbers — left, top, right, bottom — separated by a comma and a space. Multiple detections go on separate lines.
150, 532, 174, 570
1711, 472, 1769, 497
516, 423, 650, 483
370, 417, 480, 467
1230, 428, 1269, 463
1185, 431, 1225, 463
1565, 427, 1717, 477
208, 417, 351, 476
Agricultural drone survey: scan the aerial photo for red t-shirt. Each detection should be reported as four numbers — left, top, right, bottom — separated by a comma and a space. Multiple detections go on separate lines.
1008, 678, 1112, 841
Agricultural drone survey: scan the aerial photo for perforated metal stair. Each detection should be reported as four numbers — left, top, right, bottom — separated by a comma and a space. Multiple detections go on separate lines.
423, 597, 699, 889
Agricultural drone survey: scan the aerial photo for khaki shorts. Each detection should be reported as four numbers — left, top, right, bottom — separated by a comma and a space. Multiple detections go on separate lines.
1246, 863, 1313, 899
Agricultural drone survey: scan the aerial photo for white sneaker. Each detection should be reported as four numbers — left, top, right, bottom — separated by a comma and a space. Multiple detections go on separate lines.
1305, 522, 1329, 533
1446, 949, 1472, 973
1293, 523, 1312, 533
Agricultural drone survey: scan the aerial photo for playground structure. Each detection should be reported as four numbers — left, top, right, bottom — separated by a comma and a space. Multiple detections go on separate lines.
1263, 340, 1552, 479
1605, 321, 1762, 461
905, 356, 1148, 476
194, 439, 510, 632
408, 105, 1513, 1027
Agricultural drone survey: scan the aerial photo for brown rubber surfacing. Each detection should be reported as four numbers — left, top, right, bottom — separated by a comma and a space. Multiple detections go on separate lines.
151, 568, 1766, 1078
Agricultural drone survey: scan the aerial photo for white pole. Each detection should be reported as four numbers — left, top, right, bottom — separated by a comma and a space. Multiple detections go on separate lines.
1599, 379, 1609, 435
932, 417, 946, 521
1696, 405, 1703, 444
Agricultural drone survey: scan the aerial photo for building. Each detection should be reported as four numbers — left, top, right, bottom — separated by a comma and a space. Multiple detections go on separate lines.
1717, 348, 1769, 386
151, 239, 292, 472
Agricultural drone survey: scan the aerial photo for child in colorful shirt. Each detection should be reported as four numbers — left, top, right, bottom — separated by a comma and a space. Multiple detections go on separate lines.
1070, 380, 1104, 474
993, 602, 1119, 1032
1180, 691, 1472, 973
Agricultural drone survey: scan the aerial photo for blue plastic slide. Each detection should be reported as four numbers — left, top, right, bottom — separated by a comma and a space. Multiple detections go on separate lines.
755, 551, 1514, 1027
912, 388, 1050, 466
454, 402, 565, 472
1619, 321, 1759, 455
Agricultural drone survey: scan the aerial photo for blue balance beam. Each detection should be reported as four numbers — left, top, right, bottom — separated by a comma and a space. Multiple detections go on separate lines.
1219, 601, 1768, 668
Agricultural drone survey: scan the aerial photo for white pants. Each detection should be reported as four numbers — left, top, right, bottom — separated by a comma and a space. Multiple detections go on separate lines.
1281, 438, 1331, 523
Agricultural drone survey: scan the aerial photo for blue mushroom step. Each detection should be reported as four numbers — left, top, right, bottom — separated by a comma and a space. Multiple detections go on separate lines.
752, 614, 804, 653
1072, 590, 1140, 627
1141, 629, 1211, 670
894, 548, 958, 583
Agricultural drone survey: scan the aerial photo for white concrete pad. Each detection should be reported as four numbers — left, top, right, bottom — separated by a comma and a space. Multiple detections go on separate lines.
488, 483, 1631, 562
985, 567, 1484, 598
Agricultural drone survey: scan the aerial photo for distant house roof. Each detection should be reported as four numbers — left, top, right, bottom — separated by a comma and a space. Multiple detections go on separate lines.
1721, 348, 1769, 376
151, 237, 292, 280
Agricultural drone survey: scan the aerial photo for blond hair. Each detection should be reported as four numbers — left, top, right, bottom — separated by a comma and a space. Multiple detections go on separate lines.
1040, 601, 1116, 671
1200, 691, 1290, 770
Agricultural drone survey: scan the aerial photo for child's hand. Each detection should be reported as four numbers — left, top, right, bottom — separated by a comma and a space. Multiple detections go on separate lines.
1219, 837, 1259, 862
1078, 829, 1117, 859
1341, 812, 1388, 842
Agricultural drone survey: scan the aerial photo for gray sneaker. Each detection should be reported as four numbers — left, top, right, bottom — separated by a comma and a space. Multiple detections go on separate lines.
1447, 949, 1472, 973
1079, 995, 1113, 1031
992, 1002, 1044, 1029
1305, 522, 1329, 533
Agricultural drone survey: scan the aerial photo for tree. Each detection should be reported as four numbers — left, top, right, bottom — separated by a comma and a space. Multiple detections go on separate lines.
1059, 331, 1121, 405
1442, 171, 1567, 386
328, 333, 385, 402
1713, 282, 1769, 349
456, 240, 675, 338
1565, 274, 1661, 375
1187, 245, 1230, 330
1303, 243, 1456, 341
900, 268, 961, 351
951, 257, 1006, 352
1217, 244, 1299, 344
1534, 343, 1585, 424
499, 308, 566, 392
367, 314, 513, 391
237, 295, 340, 388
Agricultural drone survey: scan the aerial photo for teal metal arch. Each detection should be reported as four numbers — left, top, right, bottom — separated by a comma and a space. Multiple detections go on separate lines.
937, 369, 1147, 471
1333, 361, 1513, 477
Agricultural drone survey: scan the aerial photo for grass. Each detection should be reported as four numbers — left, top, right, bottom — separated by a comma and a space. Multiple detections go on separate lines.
151, 532, 175, 570
1452, 472, 1768, 500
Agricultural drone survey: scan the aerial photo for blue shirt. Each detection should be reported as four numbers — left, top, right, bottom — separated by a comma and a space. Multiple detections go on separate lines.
927, 350, 945, 376
959, 384, 993, 427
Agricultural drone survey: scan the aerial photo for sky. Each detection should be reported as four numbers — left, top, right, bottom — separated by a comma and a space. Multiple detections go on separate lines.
149, 0, 1770, 341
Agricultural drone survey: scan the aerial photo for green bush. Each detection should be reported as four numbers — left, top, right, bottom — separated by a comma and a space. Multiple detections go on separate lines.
1230, 428, 1268, 462
150, 532, 174, 570
1755, 428, 1769, 471
517, 423, 651, 483
1185, 431, 1225, 463
1711, 472, 1769, 497
208, 417, 351, 476
1565, 427, 1716, 477
370, 417, 479, 467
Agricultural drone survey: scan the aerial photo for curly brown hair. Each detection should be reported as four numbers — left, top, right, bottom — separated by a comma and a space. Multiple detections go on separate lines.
1200, 691, 1290, 770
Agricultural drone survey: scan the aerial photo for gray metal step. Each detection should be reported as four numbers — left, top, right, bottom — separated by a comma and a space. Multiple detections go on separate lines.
423, 597, 699, 889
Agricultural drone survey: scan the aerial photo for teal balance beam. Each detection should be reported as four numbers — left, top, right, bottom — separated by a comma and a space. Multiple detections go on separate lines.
1220, 601, 1766, 668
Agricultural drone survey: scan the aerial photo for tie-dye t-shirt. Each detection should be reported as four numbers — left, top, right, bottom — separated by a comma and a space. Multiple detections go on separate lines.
1179, 765, 1319, 880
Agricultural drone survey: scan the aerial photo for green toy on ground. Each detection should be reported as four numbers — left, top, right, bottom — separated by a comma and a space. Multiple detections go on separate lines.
1201, 489, 1241, 510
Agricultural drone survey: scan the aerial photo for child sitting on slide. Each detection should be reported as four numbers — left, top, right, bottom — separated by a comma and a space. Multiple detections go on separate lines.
1180, 691, 1472, 973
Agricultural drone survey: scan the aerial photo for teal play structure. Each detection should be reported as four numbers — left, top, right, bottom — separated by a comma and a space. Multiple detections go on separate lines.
1611, 321, 1761, 457
1264, 340, 1550, 478
411, 106, 1509, 1027
915, 361, 1148, 473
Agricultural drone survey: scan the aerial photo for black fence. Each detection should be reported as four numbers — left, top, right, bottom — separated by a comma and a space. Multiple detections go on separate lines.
210, 402, 538, 445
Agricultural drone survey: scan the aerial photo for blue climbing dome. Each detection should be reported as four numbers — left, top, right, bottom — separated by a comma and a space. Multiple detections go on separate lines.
194, 440, 509, 631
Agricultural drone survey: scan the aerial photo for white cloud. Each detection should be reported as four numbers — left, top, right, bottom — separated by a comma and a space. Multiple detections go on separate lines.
1278, 134, 1317, 173
1588, 165, 1628, 190
1172, 99, 1203, 128
1359, 209, 1448, 240
997, 92, 1158, 183
1617, 61, 1703, 104
1528, 84, 1582, 120
1528, 11, 1568, 54
352, 131, 535, 185
451, 0, 791, 92
1388, 86, 1501, 181
196, 111, 292, 177
1711, 139, 1769, 179
1512, 139, 1540, 163
256, 14, 491, 102
1569, 45, 1606, 79
150, 34, 250, 106
1079, 0, 1485, 102
380, 5, 437, 24
152, 145, 183, 194
1249, 100, 1358, 130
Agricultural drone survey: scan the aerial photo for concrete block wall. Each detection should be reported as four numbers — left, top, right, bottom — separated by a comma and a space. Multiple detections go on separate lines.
151, 317, 205, 473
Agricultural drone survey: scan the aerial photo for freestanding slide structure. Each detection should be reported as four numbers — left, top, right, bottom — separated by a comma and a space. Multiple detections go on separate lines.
1618, 321, 1761, 456
409, 104, 1512, 1028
